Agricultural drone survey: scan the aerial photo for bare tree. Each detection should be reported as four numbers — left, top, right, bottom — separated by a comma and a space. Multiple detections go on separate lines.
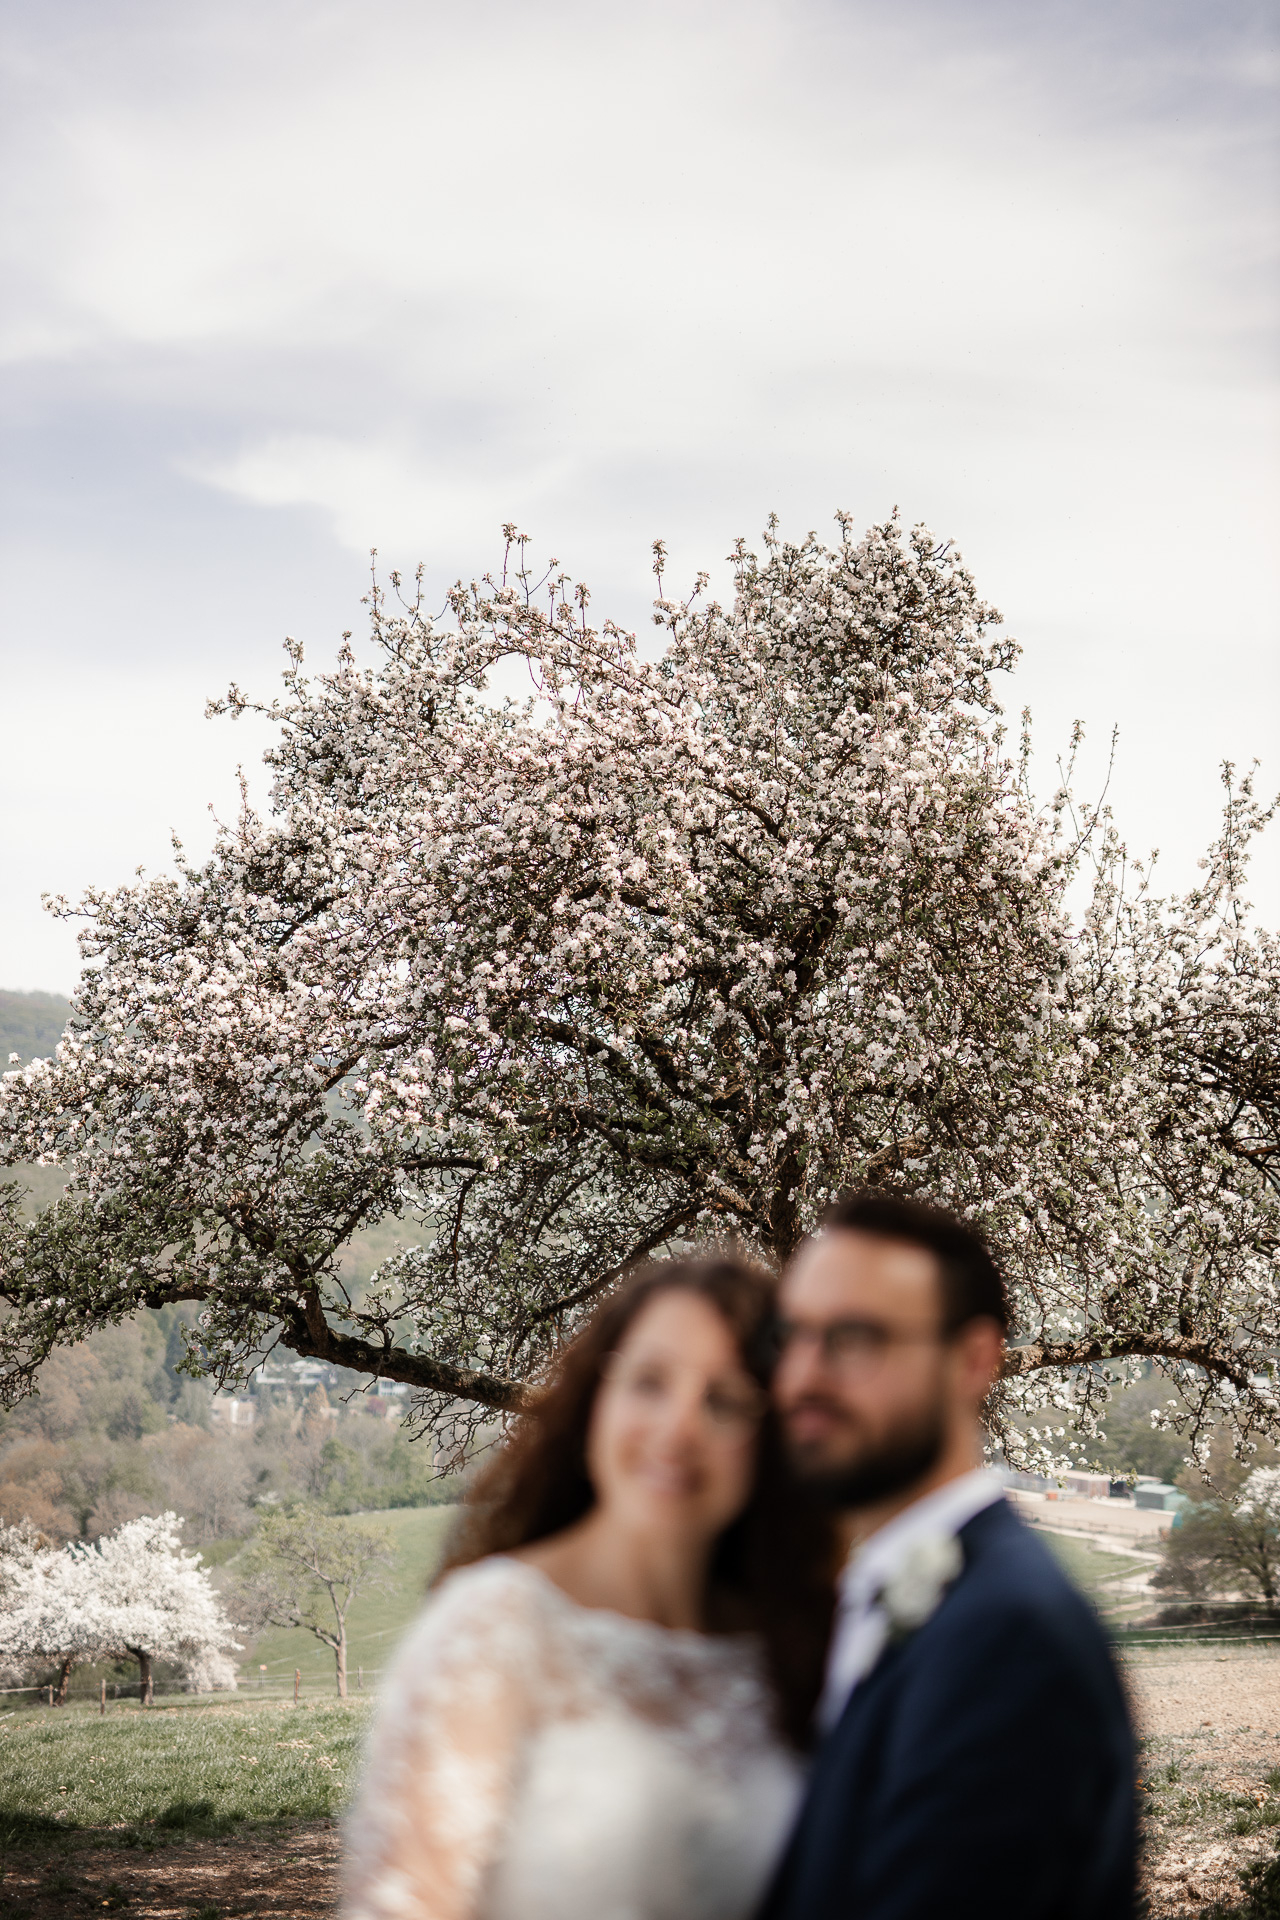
231, 1507, 394, 1697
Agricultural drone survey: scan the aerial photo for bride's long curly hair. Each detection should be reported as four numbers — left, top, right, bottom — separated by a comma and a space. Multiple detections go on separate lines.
439, 1253, 839, 1747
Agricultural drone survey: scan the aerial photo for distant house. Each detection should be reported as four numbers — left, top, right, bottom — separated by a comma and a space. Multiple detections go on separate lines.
229, 1356, 411, 1420
1133, 1482, 1190, 1513
1060, 1471, 1113, 1500
209, 1395, 256, 1431
362, 1379, 410, 1418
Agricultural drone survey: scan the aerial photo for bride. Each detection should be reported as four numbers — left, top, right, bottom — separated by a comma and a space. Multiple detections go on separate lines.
344, 1254, 837, 1920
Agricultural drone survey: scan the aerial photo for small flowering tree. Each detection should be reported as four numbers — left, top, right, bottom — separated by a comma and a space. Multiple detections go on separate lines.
229, 1507, 394, 1698
0, 515, 1277, 1469
83, 1513, 239, 1698
0, 1512, 238, 1699
0, 1521, 109, 1701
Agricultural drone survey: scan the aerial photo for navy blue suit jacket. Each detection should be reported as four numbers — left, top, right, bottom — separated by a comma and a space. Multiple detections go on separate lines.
759, 1498, 1137, 1920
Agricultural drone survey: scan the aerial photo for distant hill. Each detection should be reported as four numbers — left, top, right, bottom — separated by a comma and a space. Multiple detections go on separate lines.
1, 991, 74, 1213
0, 989, 72, 1066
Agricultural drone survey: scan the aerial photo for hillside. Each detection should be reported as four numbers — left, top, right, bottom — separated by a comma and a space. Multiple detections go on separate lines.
0, 988, 72, 1065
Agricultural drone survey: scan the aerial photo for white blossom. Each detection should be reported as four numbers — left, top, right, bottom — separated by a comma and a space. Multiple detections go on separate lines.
879, 1533, 964, 1636
84, 1512, 240, 1691
0, 1513, 238, 1695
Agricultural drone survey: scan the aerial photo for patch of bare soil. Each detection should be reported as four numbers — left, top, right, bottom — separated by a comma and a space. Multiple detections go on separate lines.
0, 1819, 339, 1919
1125, 1647, 1280, 1917
1129, 1650, 1280, 1742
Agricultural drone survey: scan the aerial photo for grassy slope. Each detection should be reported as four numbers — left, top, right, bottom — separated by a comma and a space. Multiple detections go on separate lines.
1038, 1530, 1155, 1622
236, 1510, 1146, 1697
235, 1506, 458, 1695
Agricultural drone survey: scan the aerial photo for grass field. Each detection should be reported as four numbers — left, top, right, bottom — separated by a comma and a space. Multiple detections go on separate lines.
235, 1505, 457, 1697
0, 1507, 454, 1855
0, 1698, 367, 1848
1038, 1530, 1155, 1619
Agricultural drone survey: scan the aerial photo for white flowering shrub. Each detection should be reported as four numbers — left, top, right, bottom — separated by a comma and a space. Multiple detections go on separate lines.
1, 516, 1277, 1468
0, 1512, 238, 1695
73, 1512, 239, 1693
0, 1520, 107, 1696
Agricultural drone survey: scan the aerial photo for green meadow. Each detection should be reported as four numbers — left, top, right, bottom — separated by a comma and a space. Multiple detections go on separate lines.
0, 1506, 456, 1852
0, 1699, 366, 1845
1039, 1531, 1156, 1623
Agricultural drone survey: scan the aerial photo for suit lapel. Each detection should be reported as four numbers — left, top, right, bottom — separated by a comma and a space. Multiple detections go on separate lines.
822, 1506, 997, 1743
824, 1626, 912, 1744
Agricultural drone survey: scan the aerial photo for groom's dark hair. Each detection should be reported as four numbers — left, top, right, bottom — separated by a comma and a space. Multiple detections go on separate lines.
821, 1189, 1011, 1335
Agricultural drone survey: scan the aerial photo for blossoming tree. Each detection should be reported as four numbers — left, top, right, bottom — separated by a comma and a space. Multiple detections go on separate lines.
87, 1512, 240, 1697
0, 1513, 238, 1699
0, 1521, 109, 1701
1, 517, 1277, 1467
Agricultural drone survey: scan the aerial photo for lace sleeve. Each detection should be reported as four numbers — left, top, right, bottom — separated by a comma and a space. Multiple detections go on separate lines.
343, 1560, 559, 1920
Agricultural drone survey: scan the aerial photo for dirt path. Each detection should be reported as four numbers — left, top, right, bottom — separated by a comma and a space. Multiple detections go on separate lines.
1, 1819, 340, 1918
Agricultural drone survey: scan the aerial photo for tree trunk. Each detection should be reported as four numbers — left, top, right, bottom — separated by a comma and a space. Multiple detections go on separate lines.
767, 1159, 801, 1264
53, 1655, 75, 1705
335, 1627, 347, 1700
130, 1646, 154, 1706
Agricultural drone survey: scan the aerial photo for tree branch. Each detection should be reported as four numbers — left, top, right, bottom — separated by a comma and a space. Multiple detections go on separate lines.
1003, 1331, 1260, 1397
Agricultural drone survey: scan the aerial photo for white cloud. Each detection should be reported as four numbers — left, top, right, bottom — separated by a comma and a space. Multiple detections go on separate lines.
1, 0, 1277, 989
191, 436, 576, 559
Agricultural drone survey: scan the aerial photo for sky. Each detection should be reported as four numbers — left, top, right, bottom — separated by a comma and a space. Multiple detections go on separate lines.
2, 0, 1277, 993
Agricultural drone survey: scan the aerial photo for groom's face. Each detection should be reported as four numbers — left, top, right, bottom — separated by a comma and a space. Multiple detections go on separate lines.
774, 1230, 955, 1510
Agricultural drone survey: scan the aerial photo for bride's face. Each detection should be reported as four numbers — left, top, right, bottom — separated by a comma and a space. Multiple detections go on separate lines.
585, 1290, 766, 1546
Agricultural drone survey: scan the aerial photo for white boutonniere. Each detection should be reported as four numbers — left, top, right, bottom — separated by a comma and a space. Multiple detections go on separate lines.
877, 1532, 964, 1642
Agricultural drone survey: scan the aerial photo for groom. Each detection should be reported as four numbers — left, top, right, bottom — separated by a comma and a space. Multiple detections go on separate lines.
763, 1191, 1136, 1920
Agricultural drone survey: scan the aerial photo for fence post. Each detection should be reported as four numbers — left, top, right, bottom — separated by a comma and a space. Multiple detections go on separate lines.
100, 1679, 106, 1717
294, 1668, 300, 1704
46, 1685, 53, 1708
357, 1667, 363, 1692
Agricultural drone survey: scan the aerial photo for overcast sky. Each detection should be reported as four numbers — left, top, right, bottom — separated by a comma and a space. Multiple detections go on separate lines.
2, 0, 1277, 993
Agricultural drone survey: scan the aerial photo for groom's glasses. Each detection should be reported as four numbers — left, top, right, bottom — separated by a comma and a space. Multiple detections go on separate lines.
772, 1315, 948, 1378
600, 1352, 770, 1436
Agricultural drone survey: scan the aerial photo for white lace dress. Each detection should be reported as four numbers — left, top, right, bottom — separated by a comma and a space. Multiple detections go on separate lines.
344, 1556, 803, 1920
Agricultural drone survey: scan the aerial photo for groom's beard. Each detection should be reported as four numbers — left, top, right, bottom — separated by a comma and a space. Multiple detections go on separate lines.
784, 1397, 946, 1511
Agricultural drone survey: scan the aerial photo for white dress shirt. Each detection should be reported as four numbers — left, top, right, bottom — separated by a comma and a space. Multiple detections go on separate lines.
816, 1467, 1005, 1734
